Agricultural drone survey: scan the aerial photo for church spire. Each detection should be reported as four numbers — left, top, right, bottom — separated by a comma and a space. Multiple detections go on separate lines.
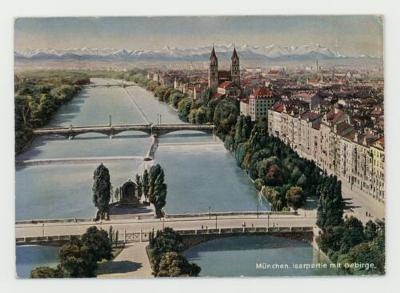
210, 44, 217, 60
230, 46, 240, 86
208, 44, 219, 91
231, 46, 239, 60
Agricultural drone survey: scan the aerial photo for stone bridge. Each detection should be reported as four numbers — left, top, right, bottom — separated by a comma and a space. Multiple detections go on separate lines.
16, 226, 314, 247
15, 212, 317, 246
32, 123, 215, 139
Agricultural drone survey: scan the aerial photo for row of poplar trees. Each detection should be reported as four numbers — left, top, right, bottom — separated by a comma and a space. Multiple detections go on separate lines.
135, 164, 167, 217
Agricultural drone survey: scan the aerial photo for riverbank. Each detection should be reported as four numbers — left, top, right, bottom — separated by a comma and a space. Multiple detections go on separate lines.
15, 71, 90, 154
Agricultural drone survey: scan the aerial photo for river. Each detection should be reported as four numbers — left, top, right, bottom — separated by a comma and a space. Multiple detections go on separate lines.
15, 78, 328, 277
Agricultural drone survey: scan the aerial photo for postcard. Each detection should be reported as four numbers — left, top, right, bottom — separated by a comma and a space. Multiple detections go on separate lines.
14, 16, 384, 278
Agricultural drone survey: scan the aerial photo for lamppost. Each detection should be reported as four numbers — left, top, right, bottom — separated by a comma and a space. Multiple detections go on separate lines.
157, 113, 162, 125
109, 114, 112, 126
256, 199, 259, 219
208, 206, 211, 219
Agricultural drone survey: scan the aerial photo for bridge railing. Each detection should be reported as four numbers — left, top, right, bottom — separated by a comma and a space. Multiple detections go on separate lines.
164, 211, 297, 218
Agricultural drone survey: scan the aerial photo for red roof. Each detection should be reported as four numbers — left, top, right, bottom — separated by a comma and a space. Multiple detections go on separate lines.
252, 87, 274, 98
301, 111, 321, 121
326, 108, 345, 124
271, 102, 284, 113
219, 81, 232, 89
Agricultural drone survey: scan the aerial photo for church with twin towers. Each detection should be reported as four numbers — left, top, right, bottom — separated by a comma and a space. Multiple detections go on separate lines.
208, 46, 241, 92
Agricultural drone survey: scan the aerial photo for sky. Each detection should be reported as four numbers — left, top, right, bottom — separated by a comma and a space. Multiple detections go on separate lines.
14, 16, 383, 57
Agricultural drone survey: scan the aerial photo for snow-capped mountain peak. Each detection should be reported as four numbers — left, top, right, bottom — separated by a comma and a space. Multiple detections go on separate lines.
15, 43, 374, 62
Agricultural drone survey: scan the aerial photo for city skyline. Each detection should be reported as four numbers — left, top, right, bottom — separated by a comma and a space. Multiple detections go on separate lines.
15, 16, 383, 57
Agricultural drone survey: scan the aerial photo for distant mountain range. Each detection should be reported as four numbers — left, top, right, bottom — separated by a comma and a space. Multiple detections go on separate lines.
14, 44, 379, 62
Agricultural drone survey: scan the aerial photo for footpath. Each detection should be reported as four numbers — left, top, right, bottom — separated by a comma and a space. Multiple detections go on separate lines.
97, 242, 153, 278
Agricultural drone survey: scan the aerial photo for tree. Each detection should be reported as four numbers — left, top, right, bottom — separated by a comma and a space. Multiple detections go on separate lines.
30, 226, 112, 278
285, 186, 304, 210
364, 220, 378, 241
156, 252, 201, 277
150, 227, 184, 255
92, 163, 111, 220
317, 176, 344, 230
142, 169, 150, 202
149, 164, 167, 217
170, 91, 184, 108
81, 226, 112, 262
135, 174, 143, 200
30, 266, 63, 278
59, 237, 96, 278
340, 216, 365, 254
265, 164, 283, 186
234, 115, 252, 148
177, 98, 192, 122
195, 106, 208, 124
213, 99, 239, 138
148, 227, 185, 274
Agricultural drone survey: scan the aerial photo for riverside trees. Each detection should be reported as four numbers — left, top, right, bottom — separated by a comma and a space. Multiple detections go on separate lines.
148, 228, 201, 277
14, 71, 90, 153
30, 226, 112, 278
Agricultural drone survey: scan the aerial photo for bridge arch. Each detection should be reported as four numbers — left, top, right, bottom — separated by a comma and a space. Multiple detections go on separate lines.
153, 128, 214, 137
177, 229, 314, 251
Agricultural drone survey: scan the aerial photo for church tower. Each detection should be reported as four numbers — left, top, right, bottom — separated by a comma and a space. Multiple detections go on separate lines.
231, 47, 240, 86
208, 46, 219, 91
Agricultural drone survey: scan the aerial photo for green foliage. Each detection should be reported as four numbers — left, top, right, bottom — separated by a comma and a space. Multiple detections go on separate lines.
142, 169, 150, 201
31, 226, 112, 278
189, 106, 208, 124
316, 175, 344, 230
254, 179, 264, 191
148, 164, 167, 217
177, 97, 192, 122
30, 266, 63, 278
59, 237, 97, 278
156, 252, 201, 277
148, 228, 200, 277
92, 163, 111, 220
135, 174, 143, 199
285, 186, 304, 210
170, 91, 185, 108
234, 142, 250, 168
261, 186, 285, 211
317, 219, 385, 275
213, 99, 239, 138
81, 226, 112, 262
14, 71, 90, 153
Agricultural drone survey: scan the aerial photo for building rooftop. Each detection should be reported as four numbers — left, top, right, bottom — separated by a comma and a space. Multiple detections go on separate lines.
252, 87, 275, 98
